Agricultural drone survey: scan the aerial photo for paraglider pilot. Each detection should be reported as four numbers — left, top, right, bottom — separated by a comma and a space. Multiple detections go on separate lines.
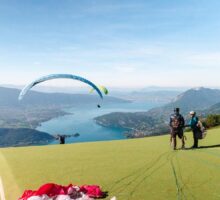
169, 108, 185, 150
56, 135, 66, 144
187, 111, 200, 148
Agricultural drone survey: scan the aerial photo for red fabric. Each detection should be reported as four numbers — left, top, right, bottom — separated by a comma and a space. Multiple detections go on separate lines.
19, 183, 104, 200
80, 185, 103, 198
36, 183, 73, 196
19, 190, 36, 199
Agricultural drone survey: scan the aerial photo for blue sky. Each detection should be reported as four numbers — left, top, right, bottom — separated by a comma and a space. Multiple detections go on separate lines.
0, 0, 220, 88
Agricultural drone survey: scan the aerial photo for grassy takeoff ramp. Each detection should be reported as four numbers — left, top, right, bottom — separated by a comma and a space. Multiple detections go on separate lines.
1, 128, 220, 200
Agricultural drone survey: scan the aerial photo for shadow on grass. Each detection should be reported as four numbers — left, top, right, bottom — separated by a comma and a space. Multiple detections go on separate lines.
100, 191, 108, 199
198, 144, 220, 149
183, 144, 220, 150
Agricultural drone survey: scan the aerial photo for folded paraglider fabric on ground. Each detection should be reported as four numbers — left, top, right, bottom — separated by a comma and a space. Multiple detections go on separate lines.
18, 183, 104, 200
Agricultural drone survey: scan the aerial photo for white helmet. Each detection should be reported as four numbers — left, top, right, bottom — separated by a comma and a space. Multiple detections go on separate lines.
190, 111, 195, 115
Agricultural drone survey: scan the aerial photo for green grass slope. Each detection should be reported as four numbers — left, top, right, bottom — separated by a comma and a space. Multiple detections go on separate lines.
1, 128, 220, 200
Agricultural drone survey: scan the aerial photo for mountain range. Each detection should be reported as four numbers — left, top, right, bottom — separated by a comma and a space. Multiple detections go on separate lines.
0, 87, 127, 107
115, 90, 181, 103
95, 87, 220, 137
0, 86, 127, 128
1, 86, 220, 146
0, 128, 55, 147
0, 86, 127, 146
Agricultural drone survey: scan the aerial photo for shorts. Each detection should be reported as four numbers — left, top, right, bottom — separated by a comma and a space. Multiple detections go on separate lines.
171, 128, 183, 139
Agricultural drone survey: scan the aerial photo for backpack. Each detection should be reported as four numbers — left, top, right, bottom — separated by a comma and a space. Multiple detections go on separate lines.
197, 120, 207, 139
171, 115, 182, 129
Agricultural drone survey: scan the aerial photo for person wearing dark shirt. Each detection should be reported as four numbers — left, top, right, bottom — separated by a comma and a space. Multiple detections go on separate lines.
169, 108, 185, 150
56, 135, 66, 144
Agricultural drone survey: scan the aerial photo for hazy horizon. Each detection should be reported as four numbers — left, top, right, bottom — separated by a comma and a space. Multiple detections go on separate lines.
2, 83, 220, 94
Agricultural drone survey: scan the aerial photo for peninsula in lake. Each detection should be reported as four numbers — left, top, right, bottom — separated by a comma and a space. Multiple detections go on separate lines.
95, 87, 220, 137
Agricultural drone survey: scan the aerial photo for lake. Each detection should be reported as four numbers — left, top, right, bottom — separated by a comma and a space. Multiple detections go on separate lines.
37, 101, 162, 144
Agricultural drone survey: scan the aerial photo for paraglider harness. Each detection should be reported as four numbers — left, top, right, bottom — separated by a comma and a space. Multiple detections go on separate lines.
188, 115, 207, 139
196, 120, 207, 139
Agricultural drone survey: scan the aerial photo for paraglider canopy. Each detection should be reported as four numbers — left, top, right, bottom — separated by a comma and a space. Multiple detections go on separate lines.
99, 86, 108, 95
18, 74, 103, 101
90, 85, 108, 95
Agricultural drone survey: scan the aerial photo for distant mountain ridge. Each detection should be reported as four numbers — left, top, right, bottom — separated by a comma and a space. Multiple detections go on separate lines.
0, 86, 128, 128
147, 87, 220, 119
203, 102, 220, 115
170, 87, 220, 111
0, 86, 127, 107
0, 86, 129, 147
0, 128, 54, 147
95, 87, 220, 137
117, 90, 181, 103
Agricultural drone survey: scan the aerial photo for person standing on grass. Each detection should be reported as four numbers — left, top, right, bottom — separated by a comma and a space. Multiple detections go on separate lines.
188, 111, 201, 148
169, 108, 185, 150
56, 134, 66, 144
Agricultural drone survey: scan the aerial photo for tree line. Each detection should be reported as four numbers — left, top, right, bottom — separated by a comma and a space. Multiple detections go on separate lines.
202, 114, 220, 128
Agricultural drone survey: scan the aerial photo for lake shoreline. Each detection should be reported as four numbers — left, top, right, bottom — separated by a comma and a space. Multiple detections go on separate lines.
37, 102, 162, 144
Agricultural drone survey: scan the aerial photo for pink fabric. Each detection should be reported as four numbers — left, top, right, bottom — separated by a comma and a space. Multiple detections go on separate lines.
19, 183, 104, 200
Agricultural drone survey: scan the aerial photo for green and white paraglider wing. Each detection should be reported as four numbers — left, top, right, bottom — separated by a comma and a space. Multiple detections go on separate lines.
18, 74, 103, 100
99, 86, 108, 95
